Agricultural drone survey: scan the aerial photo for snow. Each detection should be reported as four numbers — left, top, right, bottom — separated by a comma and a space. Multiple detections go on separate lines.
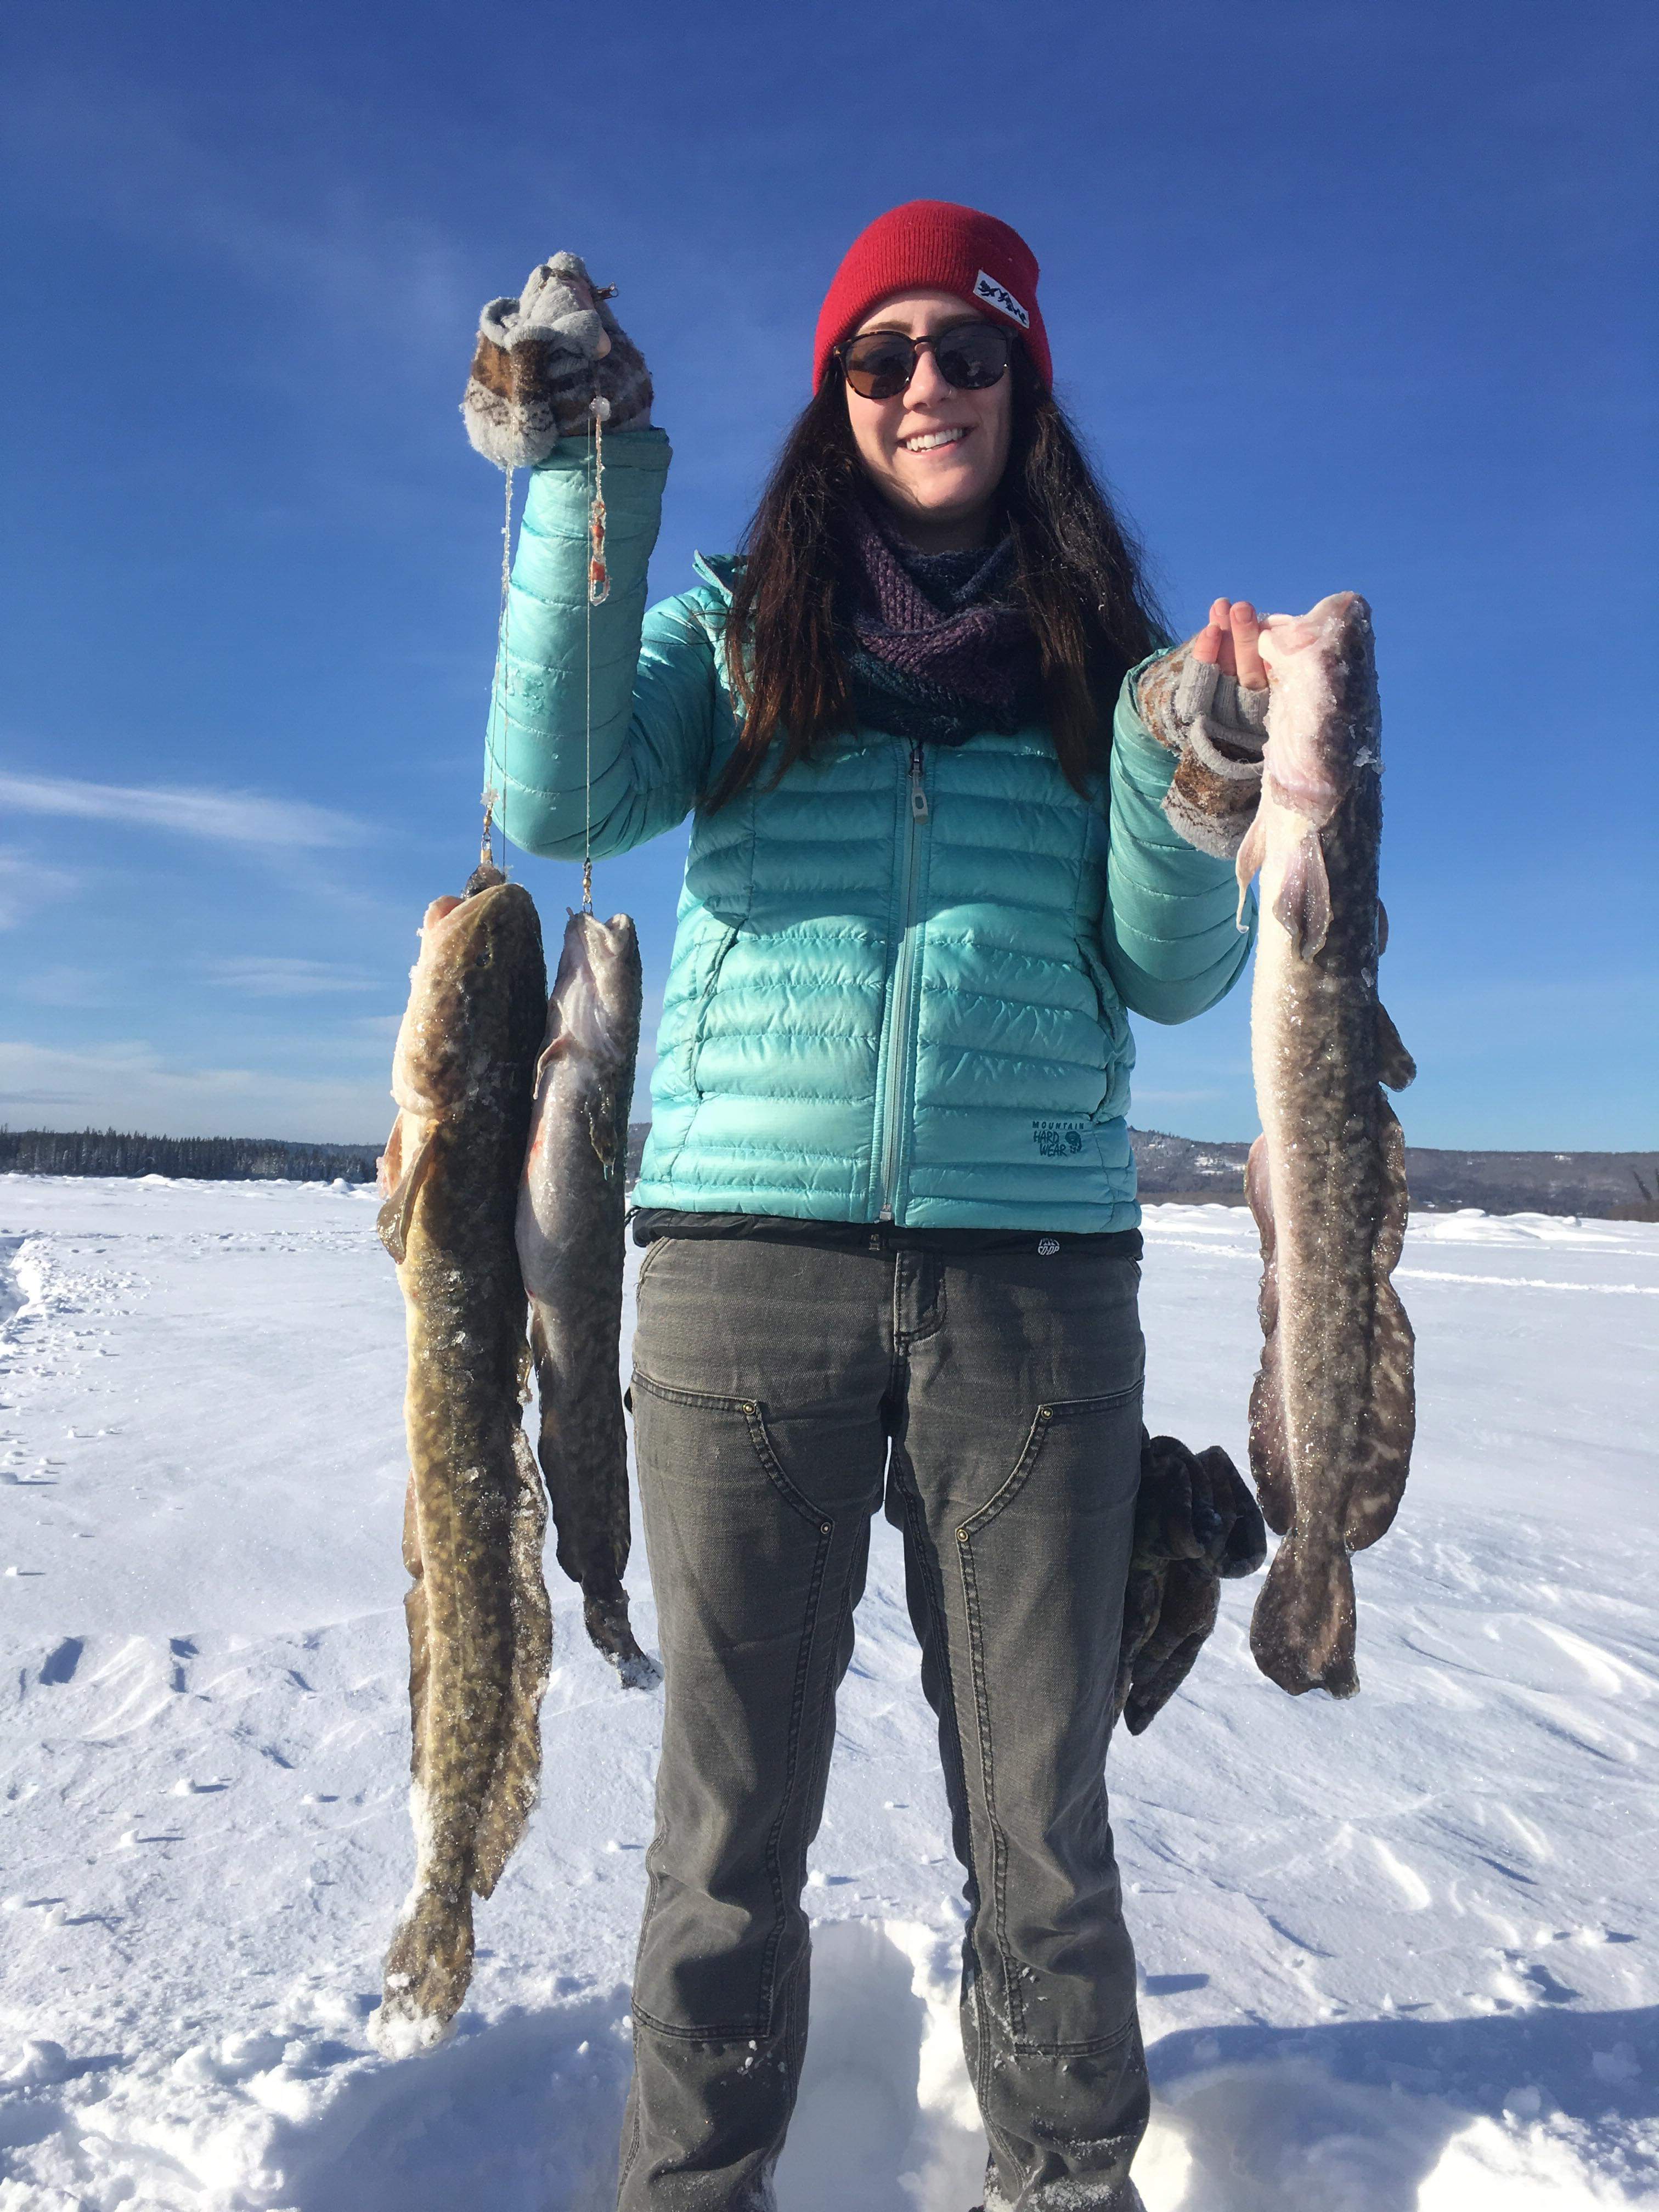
1, 1174, 1655, 2210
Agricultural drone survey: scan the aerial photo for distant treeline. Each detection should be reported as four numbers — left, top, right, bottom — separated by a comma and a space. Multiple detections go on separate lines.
0, 1127, 380, 1183
5, 1124, 1657, 1218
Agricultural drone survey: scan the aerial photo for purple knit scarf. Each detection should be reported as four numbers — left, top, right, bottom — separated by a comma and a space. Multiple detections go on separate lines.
843, 496, 1040, 741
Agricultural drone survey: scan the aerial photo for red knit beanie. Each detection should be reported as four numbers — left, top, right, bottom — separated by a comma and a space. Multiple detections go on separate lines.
813, 200, 1051, 393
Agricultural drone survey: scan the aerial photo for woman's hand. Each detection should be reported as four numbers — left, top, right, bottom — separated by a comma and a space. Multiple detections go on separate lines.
1192, 599, 1267, 691
1134, 598, 1272, 860
462, 252, 653, 471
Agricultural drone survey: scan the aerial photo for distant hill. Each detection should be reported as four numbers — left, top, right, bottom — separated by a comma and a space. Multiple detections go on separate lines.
7, 1125, 1654, 1220
626, 1125, 1659, 1221
1124, 1129, 1659, 1220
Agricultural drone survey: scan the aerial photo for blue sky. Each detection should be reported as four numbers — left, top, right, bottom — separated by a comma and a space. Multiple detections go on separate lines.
0, 0, 1651, 1149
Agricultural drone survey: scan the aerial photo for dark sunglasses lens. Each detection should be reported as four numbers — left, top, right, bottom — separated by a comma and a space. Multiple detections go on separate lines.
843, 335, 916, 399
936, 326, 1011, 388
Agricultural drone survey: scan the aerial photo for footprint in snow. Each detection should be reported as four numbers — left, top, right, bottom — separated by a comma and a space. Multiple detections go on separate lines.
37, 1637, 84, 1686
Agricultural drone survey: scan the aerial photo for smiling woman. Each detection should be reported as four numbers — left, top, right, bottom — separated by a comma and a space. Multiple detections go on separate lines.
461, 199, 1282, 2212
839, 298, 1015, 547
713, 206, 1172, 810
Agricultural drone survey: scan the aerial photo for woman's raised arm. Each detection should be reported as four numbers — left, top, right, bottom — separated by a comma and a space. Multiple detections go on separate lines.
461, 256, 718, 861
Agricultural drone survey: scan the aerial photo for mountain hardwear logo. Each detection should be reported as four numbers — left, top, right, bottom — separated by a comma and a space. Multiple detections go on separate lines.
973, 270, 1030, 329
1031, 1120, 1084, 1157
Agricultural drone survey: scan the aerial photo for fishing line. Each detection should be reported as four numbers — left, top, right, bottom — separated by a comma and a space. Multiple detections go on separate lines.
583, 385, 611, 916
481, 285, 613, 905
481, 462, 517, 878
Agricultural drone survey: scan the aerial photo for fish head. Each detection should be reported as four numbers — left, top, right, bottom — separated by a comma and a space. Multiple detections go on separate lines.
539, 910, 644, 1077
1258, 592, 1378, 824
391, 881, 546, 1115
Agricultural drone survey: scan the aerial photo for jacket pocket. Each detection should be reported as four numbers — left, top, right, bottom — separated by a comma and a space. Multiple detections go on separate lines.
1075, 936, 1133, 1121
688, 923, 740, 1102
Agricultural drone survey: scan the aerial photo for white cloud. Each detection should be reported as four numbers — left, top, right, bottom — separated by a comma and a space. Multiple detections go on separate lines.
206, 958, 382, 997
0, 849, 82, 928
0, 1041, 390, 1145
11, 965, 111, 1009
0, 771, 363, 850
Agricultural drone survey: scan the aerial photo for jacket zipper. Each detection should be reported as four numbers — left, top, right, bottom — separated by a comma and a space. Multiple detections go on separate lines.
877, 743, 930, 1222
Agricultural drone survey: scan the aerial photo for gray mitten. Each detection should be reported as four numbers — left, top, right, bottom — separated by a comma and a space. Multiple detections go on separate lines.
1113, 1430, 1267, 1735
462, 251, 653, 470
1136, 645, 1270, 861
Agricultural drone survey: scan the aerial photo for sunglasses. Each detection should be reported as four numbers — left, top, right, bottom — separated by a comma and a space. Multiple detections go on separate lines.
836, 323, 1014, 401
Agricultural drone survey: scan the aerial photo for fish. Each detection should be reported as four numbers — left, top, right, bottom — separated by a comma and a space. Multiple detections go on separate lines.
371, 862, 551, 2052
1234, 592, 1417, 1699
517, 910, 658, 1689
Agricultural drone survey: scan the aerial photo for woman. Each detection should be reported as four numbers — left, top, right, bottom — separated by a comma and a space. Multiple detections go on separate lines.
465, 201, 1271, 2212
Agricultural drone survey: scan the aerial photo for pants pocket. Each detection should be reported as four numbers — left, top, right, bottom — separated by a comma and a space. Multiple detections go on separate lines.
956, 1381, 1144, 1541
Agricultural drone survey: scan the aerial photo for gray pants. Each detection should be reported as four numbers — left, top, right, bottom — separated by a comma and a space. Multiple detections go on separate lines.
619, 1235, 1150, 2212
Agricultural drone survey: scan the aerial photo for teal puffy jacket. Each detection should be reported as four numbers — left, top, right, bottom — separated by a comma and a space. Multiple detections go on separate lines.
485, 430, 1252, 1232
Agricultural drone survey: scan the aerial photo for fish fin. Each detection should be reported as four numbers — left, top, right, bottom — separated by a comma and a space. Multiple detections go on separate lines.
1377, 1001, 1417, 1091
1273, 826, 1333, 958
1245, 1135, 1295, 1534
1249, 1527, 1359, 1699
534, 1025, 569, 1085
535, 1338, 637, 1616
1235, 808, 1267, 929
376, 1125, 439, 1264
1344, 1102, 1417, 1548
401, 1476, 431, 1790
472, 1427, 554, 1898
378, 1112, 405, 1199
1376, 898, 1390, 955
584, 1088, 622, 1180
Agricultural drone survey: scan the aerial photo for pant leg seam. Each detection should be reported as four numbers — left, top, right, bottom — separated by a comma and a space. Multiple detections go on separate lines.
754, 1521, 834, 2025
800, 1526, 868, 1881
956, 1532, 1024, 2044
891, 1462, 1003, 2113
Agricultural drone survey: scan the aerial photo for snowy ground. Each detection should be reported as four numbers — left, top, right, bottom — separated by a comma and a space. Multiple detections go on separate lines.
2, 1175, 1656, 2211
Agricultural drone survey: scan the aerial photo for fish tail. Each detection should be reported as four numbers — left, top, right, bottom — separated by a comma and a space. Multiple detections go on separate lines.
472, 1428, 555, 1897
1344, 1100, 1417, 1550
1249, 1524, 1359, 1699
533, 1340, 645, 1678
376, 1874, 476, 2050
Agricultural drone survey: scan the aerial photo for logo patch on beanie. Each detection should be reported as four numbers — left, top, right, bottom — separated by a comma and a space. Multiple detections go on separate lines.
973, 270, 1030, 329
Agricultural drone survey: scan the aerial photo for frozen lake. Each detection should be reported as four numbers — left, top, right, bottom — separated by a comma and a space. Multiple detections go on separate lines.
2, 1175, 1656, 2209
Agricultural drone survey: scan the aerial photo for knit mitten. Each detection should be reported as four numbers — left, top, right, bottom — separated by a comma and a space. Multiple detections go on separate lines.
462, 252, 653, 470
1113, 1431, 1266, 1735
1137, 644, 1270, 861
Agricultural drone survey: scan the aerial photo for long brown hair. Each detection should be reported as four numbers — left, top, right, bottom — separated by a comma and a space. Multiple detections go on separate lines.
709, 348, 1169, 808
